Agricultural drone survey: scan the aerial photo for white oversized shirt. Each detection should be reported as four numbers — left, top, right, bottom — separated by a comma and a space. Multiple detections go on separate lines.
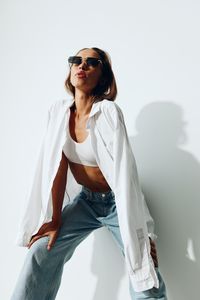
15, 98, 159, 292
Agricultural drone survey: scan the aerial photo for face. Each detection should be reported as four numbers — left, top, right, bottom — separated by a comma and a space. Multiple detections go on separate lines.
69, 49, 103, 95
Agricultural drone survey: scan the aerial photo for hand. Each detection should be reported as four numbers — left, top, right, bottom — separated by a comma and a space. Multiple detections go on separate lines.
149, 238, 158, 267
27, 219, 62, 251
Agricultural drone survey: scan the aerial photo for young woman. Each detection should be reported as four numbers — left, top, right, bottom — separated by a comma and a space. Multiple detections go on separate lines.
11, 47, 167, 299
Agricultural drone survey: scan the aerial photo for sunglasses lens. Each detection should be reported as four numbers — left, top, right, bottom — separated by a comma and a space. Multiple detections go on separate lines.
68, 56, 82, 66
87, 58, 100, 67
68, 56, 101, 67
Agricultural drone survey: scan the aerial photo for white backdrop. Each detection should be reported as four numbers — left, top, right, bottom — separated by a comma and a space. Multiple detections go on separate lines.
1, 0, 200, 299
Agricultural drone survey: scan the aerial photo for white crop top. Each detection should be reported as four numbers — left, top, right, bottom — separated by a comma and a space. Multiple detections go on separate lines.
62, 120, 98, 167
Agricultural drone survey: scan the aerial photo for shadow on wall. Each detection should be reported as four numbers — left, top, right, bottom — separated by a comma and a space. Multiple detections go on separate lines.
90, 228, 127, 300
128, 101, 200, 300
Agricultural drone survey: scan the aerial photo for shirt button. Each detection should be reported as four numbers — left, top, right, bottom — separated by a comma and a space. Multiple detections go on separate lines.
102, 193, 105, 197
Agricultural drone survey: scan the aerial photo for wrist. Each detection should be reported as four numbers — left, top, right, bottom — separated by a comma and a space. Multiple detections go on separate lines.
52, 216, 62, 226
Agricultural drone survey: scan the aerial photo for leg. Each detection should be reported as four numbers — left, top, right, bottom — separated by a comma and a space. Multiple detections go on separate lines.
104, 203, 167, 299
128, 269, 167, 299
11, 190, 102, 300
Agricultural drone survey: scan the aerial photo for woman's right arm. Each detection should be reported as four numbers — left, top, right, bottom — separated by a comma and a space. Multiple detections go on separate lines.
52, 151, 68, 223
27, 151, 68, 250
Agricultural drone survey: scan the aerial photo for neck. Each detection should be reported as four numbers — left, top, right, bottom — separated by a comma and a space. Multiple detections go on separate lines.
73, 90, 95, 118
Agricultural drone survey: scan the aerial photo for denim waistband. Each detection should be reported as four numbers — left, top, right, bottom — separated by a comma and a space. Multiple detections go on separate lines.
81, 185, 115, 201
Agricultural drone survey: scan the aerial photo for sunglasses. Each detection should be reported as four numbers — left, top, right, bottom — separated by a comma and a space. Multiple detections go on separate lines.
68, 56, 102, 68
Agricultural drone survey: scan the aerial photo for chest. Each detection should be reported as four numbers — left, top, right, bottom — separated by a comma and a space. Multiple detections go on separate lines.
68, 108, 90, 143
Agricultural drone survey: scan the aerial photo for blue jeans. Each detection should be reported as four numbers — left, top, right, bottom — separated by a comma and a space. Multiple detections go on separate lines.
11, 186, 167, 299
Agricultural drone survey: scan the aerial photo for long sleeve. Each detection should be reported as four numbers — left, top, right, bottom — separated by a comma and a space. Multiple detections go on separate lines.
15, 106, 52, 246
112, 104, 148, 268
141, 192, 158, 241
105, 102, 159, 291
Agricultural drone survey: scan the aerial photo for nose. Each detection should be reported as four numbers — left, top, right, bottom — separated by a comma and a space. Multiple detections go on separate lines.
78, 59, 87, 70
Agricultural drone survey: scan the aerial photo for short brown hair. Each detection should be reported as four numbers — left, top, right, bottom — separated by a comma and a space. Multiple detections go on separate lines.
64, 47, 117, 102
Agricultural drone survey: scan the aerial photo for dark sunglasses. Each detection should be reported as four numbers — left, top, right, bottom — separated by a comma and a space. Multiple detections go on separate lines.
68, 56, 102, 68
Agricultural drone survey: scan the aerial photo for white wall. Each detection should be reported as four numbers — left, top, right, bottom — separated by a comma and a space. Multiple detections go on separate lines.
1, 0, 200, 299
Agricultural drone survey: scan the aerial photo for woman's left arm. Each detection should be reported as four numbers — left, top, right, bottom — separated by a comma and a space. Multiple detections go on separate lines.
104, 101, 159, 271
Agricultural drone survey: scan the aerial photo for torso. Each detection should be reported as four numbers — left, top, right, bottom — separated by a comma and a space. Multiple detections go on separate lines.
65, 107, 111, 192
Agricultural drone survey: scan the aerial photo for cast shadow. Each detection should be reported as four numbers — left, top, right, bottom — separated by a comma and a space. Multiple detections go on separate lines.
90, 228, 127, 300
129, 101, 200, 299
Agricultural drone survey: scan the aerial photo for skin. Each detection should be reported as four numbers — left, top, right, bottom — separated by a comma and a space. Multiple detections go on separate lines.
27, 49, 159, 267
62, 48, 112, 193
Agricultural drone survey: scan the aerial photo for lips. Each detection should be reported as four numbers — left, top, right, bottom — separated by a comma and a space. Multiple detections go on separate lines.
76, 71, 87, 78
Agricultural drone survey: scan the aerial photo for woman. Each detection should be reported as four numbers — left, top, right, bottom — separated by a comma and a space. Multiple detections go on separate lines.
11, 47, 167, 299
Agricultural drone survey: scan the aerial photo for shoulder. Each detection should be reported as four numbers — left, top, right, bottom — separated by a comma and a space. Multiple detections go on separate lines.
100, 99, 125, 129
100, 99, 121, 110
48, 98, 73, 115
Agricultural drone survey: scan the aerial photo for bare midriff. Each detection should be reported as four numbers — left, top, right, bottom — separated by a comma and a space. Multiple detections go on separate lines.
64, 107, 111, 193
67, 160, 111, 192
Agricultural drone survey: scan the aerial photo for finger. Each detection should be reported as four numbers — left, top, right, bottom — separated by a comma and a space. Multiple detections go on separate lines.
149, 244, 159, 267
27, 235, 43, 248
151, 247, 158, 257
151, 253, 158, 261
151, 248, 157, 256
28, 229, 44, 242
47, 233, 58, 251
151, 254, 158, 266
150, 239, 156, 248
28, 236, 41, 248
29, 233, 38, 241
154, 259, 158, 267
27, 235, 35, 247
151, 252, 159, 267
150, 240, 157, 252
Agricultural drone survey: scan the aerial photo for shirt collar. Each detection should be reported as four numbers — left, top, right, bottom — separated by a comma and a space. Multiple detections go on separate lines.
68, 98, 102, 119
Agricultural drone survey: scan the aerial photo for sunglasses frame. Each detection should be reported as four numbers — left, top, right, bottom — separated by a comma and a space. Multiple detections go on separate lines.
68, 56, 102, 68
